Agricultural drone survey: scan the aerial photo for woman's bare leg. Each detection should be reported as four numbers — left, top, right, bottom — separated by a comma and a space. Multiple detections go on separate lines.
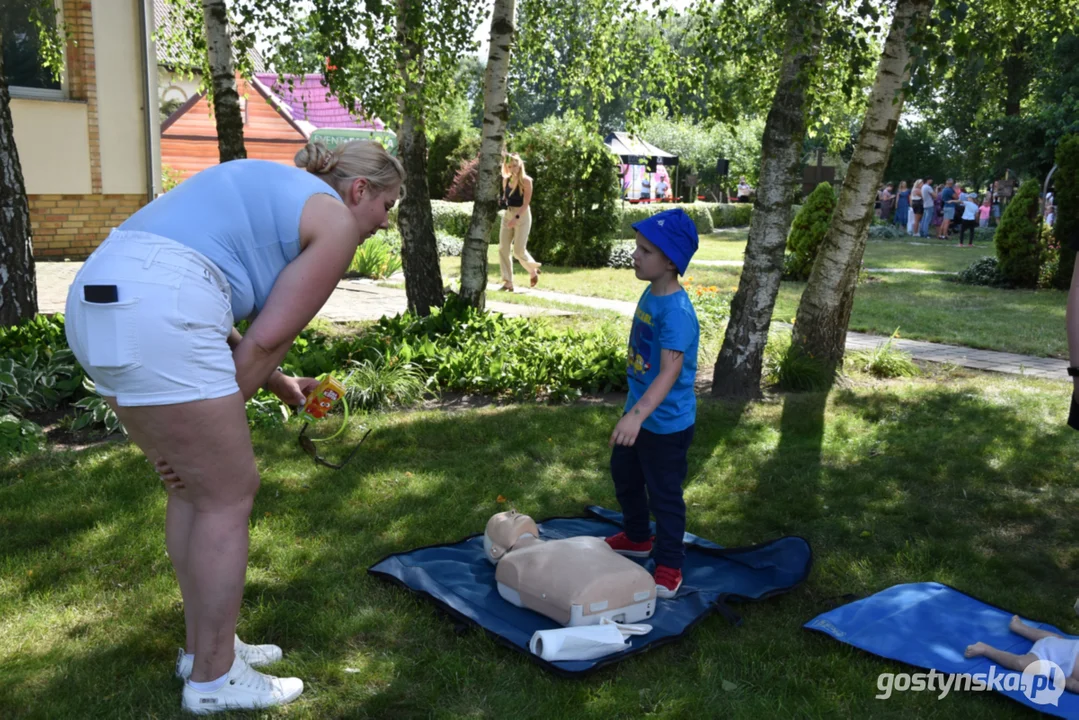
109, 393, 258, 682
108, 398, 199, 653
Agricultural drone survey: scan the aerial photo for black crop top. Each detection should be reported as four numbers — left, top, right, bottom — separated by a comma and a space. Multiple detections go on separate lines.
502, 181, 524, 208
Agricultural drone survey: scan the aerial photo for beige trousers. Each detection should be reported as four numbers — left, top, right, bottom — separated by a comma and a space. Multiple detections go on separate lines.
499, 206, 540, 285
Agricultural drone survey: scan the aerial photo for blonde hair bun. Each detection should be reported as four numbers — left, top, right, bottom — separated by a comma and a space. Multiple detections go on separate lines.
294, 139, 406, 200
294, 142, 339, 174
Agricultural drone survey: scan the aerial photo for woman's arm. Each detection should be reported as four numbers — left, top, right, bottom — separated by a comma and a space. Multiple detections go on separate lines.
232, 195, 359, 400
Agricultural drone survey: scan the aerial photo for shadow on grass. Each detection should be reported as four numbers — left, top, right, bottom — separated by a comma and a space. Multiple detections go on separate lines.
2, 383, 1078, 717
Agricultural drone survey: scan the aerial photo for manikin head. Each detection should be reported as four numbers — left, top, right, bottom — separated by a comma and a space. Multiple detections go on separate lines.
483, 510, 540, 564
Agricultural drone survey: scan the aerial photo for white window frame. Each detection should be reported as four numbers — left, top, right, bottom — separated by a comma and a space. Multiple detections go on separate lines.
7, 0, 68, 101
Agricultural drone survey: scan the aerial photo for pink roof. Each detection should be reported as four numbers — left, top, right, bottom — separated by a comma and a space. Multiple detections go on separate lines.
254, 73, 384, 131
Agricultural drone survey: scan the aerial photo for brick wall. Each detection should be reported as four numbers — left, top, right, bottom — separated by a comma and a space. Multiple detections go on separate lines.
30, 194, 147, 257
30, 1, 146, 258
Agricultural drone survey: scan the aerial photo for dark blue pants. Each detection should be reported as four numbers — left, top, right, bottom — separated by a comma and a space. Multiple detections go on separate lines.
610, 424, 695, 569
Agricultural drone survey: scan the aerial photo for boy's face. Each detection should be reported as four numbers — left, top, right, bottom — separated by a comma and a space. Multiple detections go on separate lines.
632, 232, 677, 282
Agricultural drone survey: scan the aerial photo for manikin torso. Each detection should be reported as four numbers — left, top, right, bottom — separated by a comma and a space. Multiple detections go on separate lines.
484, 511, 656, 627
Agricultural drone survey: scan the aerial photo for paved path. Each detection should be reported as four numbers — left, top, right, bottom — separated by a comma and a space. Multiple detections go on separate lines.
34, 261, 564, 321
691, 259, 955, 275
483, 285, 1068, 382
36, 261, 1066, 382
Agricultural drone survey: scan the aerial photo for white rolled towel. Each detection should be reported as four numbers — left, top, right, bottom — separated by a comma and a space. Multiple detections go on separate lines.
529, 618, 652, 662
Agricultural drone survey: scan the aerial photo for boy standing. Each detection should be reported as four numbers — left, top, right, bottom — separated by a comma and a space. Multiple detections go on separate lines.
605, 209, 700, 598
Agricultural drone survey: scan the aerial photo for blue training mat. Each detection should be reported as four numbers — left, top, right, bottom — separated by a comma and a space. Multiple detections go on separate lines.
368, 505, 812, 676
806, 582, 1079, 718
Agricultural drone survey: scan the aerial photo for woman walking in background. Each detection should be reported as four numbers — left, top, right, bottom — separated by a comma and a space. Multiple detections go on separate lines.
910, 179, 924, 236
498, 153, 541, 291
894, 181, 910, 228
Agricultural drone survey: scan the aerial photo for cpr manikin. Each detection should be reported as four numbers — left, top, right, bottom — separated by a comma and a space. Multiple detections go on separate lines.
484, 510, 657, 627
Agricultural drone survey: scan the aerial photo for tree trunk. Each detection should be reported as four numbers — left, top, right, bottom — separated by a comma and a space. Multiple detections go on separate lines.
1001, 33, 1032, 118
395, 0, 444, 316
0, 54, 38, 326
791, 0, 932, 373
711, 6, 821, 399
202, 0, 245, 162
459, 0, 516, 309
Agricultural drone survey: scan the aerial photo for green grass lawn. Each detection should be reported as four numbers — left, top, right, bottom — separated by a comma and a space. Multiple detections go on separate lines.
3, 370, 1077, 717
692, 229, 992, 273
436, 245, 1068, 359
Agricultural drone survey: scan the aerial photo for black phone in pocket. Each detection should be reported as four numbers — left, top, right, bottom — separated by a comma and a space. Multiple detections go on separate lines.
84, 285, 119, 304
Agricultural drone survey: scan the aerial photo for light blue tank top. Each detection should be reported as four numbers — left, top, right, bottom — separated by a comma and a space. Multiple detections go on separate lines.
120, 160, 342, 320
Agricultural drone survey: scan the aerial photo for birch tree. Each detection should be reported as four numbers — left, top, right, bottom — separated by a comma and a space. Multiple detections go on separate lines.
710, 3, 823, 398
200, 0, 245, 162
458, 0, 515, 309
791, 0, 933, 374
694, 0, 878, 398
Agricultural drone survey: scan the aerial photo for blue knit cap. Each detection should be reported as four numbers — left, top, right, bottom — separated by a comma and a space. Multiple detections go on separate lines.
631, 208, 699, 275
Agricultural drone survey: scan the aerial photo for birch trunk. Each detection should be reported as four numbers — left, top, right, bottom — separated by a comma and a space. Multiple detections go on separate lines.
459, 0, 516, 309
395, 0, 444, 316
711, 7, 820, 399
202, 0, 245, 162
791, 0, 932, 373
0, 55, 38, 326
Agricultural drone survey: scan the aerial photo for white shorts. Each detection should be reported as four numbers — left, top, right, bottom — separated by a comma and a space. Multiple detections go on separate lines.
65, 231, 239, 407
1031, 636, 1079, 678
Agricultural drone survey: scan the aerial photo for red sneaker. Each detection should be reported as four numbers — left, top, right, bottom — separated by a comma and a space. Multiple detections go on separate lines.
654, 565, 682, 598
605, 532, 653, 557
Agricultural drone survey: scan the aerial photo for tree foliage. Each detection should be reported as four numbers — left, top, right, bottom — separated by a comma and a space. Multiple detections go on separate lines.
511, 0, 683, 131
784, 182, 836, 280
427, 129, 479, 199
514, 114, 621, 267
995, 178, 1043, 287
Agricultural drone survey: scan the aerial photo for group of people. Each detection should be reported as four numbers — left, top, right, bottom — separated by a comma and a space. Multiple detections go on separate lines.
64, 137, 707, 713
877, 178, 993, 246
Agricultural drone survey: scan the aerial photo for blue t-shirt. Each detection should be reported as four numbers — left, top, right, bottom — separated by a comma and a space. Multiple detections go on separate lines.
940, 186, 955, 205
121, 160, 341, 320
625, 287, 699, 434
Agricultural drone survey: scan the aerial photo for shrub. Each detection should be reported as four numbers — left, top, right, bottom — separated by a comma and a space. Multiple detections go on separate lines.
0, 413, 44, 457
430, 200, 474, 238
955, 256, 1007, 287
0, 349, 83, 417
344, 353, 428, 411
617, 203, 716, 239
608, 241, 635, 269
711, 203, 753, 228
995, 178, 1042, 287
515, 114, 622, 267
785, 182, 836, 280
428, 129, 480, 199
763, 331, 832, 391
445, 157, 479, 202
845, 329, 918, 379
867, 224, 907, 239
71, 379, 125, 436
348, 235, 403, 279
1052, 134, 1079, 289
436, 231, 464, 257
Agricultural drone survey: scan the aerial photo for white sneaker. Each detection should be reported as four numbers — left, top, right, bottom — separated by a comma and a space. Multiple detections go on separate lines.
181, 655, 303, 714
175, 635, 284, 679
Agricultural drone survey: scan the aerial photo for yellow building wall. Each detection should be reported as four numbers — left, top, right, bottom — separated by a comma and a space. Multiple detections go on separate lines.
10, 99, 92, 194
92, 0, 155, 196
